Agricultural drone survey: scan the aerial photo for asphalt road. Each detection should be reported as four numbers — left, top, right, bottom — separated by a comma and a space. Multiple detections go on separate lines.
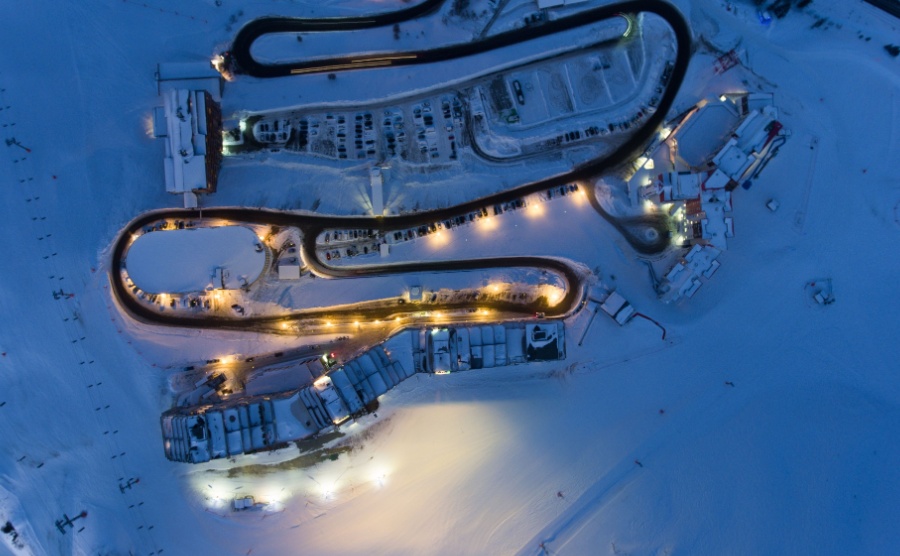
110, 0, 691, 333
863, 0, 900, 19
226, 0, 690, 255
230, 0, 684, 81
112, 207, 588, 332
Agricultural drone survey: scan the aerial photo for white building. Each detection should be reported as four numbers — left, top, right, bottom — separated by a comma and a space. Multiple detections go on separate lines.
600, 291, 636, 325
424, 322, 566, 372
160, 388, 332, 463
657, 244, 722, 303
161, 343, 413, 463
153, 88, 223, 208
704, 105, 783, 190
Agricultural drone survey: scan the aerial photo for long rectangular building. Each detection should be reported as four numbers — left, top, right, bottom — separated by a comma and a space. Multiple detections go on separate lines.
423, 321, 566, 373
161, 323, 563, 463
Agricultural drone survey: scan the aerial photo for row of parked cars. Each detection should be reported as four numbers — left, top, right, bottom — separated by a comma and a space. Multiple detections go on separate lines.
322, 229, 376, 243
543, 184, 580, 201
322, 242, 382, 261
317, 184, 576, 258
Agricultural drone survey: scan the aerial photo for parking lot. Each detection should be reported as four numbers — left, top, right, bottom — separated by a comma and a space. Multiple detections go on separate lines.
314, 185, 580, 263
255, 92, 468, 166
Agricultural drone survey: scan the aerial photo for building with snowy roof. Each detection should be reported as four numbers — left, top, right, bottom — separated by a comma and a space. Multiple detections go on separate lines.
160, 387, 332, 463
704, 105, 783, 191
161, 341, 417, 463
160, 322, 569, 463
657, 244, 721, 303
422, 322, 566, 373
152, 88, 223, 208
640, 93, 782, 251
327, 345, 416, 414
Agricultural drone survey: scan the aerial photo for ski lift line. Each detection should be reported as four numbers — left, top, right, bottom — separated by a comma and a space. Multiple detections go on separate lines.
792, 136, 819, 235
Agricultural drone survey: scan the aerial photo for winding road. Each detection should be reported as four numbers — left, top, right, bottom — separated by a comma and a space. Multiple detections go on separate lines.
111, 0, 692, 333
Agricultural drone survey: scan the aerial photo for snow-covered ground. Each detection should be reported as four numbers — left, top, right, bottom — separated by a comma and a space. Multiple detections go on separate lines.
127, 225, 267, 293
0, 0, 899, 554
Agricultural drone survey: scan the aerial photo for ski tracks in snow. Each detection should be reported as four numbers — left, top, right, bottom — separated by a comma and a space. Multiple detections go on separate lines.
516, 380, 738, 556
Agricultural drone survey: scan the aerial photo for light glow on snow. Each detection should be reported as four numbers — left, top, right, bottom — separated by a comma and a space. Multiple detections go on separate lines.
526, 202, 545, 218
430, 229, 449, 247
478, 215, 498, 232
545, 287, 565, 306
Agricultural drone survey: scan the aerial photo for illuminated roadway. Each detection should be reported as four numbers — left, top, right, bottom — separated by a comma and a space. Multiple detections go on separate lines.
226, 0, 691, 256
110, 0, 691, 338
112, 209, 588, 332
